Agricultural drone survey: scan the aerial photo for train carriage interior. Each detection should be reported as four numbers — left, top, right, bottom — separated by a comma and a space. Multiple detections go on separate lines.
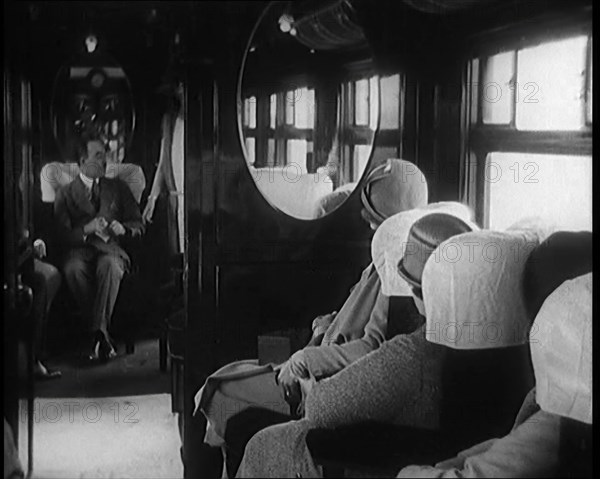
3, 0, 593, 478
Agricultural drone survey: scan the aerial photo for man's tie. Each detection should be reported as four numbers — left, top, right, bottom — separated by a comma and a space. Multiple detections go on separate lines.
91, 180, 100, 211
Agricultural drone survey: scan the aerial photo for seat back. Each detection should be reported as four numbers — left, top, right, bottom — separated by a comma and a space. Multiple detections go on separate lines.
105, 163, 146, 204
558, 416, 593, 477
40, 162, 146, 204
440, 345, 534, 447
248, 165, 333, 218
40, 162, 80, 203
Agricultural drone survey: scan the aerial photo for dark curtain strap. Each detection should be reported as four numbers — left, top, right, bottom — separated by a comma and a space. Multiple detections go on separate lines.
402, 0, 498, 15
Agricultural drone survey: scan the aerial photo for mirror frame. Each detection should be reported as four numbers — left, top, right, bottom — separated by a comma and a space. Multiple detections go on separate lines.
50, 54, 136, 162
236, 0, 381, 221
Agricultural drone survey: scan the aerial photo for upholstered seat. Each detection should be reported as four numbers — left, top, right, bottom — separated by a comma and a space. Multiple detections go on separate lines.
248, 165, 333, 218
40, 162, 146, 203
306, 227, 542, 477
38, 162, 166, 364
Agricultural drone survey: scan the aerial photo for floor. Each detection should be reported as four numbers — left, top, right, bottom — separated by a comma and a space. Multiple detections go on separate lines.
19, 339, 183, 479
36, 337, 170, 399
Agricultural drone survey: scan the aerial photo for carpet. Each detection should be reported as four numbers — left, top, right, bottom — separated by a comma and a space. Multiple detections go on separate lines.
24, 394, 183, 479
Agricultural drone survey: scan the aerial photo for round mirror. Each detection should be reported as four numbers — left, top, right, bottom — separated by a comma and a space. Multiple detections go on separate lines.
51, 50, 135, 164
238, 0, 380, 220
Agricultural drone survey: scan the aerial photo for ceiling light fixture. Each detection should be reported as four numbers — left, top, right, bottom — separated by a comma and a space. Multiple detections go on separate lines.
85, 34, 98, 53
278, 13, 294, 33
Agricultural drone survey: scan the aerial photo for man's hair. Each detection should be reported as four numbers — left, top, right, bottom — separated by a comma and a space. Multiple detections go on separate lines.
77, 135, 105, 164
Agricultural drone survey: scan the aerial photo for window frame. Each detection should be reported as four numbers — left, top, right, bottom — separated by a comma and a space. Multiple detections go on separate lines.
242, 71, 407, 182
461, 13, 592, 228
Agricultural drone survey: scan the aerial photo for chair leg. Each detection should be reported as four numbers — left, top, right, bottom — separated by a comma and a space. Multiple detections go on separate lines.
159, 332, 168, 372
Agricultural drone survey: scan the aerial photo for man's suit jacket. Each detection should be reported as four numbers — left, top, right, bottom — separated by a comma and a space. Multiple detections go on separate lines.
54, 175, 144, 267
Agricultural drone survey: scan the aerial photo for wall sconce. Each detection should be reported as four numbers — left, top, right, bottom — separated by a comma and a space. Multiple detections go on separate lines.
85, 34, 98, 53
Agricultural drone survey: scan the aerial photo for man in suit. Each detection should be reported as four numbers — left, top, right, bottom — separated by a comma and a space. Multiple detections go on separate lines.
54, 138, 144, 361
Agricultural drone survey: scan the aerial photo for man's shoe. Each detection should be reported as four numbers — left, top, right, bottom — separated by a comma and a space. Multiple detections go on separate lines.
33, 361, 62, 380
86, 331, 103, 363
99, 333, 117, 361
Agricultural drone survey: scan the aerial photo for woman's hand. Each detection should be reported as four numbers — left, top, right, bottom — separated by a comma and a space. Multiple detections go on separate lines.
275, 359, 301, 401
275, 350, 309, 401
142, 195, 158, 224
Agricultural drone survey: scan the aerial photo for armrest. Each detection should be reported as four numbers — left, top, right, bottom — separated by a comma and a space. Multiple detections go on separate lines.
118, 232, 146, 274
224, 407, 294, 478
306, 423, 455, 474
120, 231, 144, 252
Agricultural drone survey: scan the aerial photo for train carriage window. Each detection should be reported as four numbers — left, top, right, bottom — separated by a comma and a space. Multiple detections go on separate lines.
248, 79, 380, 176
342, 75, 380, 182
369, 76, 378, 131
516, 35, 588, 131
245, 137, 256, 166
243, 96, 257, 128
286, 139, 308, 173
294, 87, 315, 129
465, 28, 592, 232
285, 90, 295, 125
267, 138, 276, 167
354, 79, 369, 126
353, 144, 372, 180
270, 94, 277, 129
587, 39, 592, 124
486, 152, 592, 231
380, 74, 400, 130
482, 51, 514, 125
469, 59, 479, 125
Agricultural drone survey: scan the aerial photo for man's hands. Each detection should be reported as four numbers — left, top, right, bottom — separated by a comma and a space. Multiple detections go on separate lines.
83, 217, 108, 236
108, 220, 126, 236
83, 217, 126, 237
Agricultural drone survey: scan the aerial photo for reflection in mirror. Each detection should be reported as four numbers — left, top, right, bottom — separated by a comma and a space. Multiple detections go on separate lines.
51, 54, 135, 164
238, 0, 380, 220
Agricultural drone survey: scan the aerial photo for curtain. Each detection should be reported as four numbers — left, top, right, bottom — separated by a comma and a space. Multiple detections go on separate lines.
292, 0, 368, 51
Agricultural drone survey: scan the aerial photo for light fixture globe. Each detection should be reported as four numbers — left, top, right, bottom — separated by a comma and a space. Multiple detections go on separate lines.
85, 34, 98, 53
278, 13, 294, 33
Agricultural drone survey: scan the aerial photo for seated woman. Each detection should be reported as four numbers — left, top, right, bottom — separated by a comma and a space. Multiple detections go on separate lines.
30, 253, 62, 379
394, 230, 593, 478
18, 173, 62, 379
236, 220, 545, 478
193, 159, 430, 474
397, 271, 592, 477
235, 212, 481, 478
